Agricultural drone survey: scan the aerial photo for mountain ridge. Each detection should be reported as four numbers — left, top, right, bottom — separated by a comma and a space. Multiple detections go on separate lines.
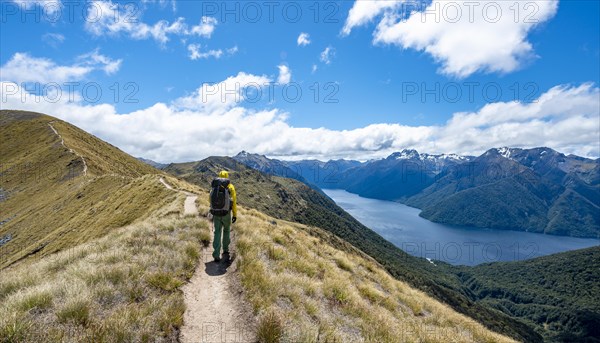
0, 110, 175, 269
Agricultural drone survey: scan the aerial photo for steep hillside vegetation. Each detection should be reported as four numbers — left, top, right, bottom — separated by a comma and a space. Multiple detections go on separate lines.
165, 157, 541, 342
0, 110, 174, 268
233, 206, 515, 343
455, 246, 600, 342
0, 197, 212, 342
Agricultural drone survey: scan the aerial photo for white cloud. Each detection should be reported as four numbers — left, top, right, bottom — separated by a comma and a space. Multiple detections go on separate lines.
140, 0, 177, 12
187, 44, 238, 60
311, 64, 318, 73
227, 46, 239, 54
85, 0, 217, 44
277, 65, 291, 84
188, 44, 222, 60
12, 0, 62, 15
78, 49, 122, 74
342, 0, 404, 36
320, 46, 335, 64
0, 51, 121, 84
2, 75, 598, 162
42, 33, 65, 48
173, 72, 272, 112
343, 0, 559, 78
190, 16, 218, 37
297, 32, 311, 46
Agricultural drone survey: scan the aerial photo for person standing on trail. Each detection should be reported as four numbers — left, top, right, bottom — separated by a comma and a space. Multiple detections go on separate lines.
209, 170, 237, 262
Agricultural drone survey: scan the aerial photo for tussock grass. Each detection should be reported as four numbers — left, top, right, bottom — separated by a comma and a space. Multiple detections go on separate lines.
234, 208, 516, 343
0, 215, 210, 342
257, 310, 284, 343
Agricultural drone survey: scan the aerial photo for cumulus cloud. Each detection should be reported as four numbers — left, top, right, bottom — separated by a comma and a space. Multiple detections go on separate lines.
0, 51, 122, 84
320, 46, 335, 64
85, 0, 217, 44
342, 0, 403, 35
297, 32, 311, 46
343, 0, 559, 78
2, 73, 598, 162
277, 65, 291, 84
173, 72, 272, 112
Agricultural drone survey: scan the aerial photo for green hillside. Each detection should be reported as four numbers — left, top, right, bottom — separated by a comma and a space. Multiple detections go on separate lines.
455, 246, 600, 342
0, 110, 175, 269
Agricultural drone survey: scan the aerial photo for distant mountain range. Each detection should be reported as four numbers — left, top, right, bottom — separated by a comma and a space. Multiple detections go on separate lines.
232, 151, 315, 188
230, 148, 599, 238
407, 147, 599, 238
137, 157, 168, 170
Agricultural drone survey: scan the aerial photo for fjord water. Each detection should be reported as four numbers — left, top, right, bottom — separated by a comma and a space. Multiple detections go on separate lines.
324, 189, 600, 266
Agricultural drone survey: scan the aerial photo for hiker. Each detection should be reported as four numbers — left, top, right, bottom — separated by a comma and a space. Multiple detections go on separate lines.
209, 170, 237, 262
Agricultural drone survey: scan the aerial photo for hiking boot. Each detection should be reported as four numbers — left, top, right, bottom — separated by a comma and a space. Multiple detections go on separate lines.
213, 257, 221, 262
222, 251, 230, 260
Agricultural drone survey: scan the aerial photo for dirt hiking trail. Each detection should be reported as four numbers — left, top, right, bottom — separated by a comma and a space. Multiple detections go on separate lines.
180, 249, 256, 343
159, 178, 256, 342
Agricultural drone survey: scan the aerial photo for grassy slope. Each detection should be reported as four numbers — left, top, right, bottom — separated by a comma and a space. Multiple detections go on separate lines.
0, 110, 174, 269
1, 184, 516, 343
166, 157, 542, 342
455, 246, 600, 342
234, 206, 515, 343
0, 195, 213, 342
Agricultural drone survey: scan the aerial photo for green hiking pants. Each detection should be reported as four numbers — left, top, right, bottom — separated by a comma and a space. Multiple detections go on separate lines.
212, 212, 231, 259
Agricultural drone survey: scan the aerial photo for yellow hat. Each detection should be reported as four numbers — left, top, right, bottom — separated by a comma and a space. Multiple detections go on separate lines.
218, 170, 229, 178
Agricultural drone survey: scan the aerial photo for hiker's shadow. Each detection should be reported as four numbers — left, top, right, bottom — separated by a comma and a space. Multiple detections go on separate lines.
204, 253, 235, 276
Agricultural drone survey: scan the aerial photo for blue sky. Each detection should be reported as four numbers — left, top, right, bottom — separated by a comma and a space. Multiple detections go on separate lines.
1, 0, 599, 162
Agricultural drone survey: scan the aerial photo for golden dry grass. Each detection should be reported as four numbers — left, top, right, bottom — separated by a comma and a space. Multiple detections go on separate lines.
0, 111, 175, 269
0, 214, 210, 343
234, 208, 517, 343
0, 173, 176, 269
